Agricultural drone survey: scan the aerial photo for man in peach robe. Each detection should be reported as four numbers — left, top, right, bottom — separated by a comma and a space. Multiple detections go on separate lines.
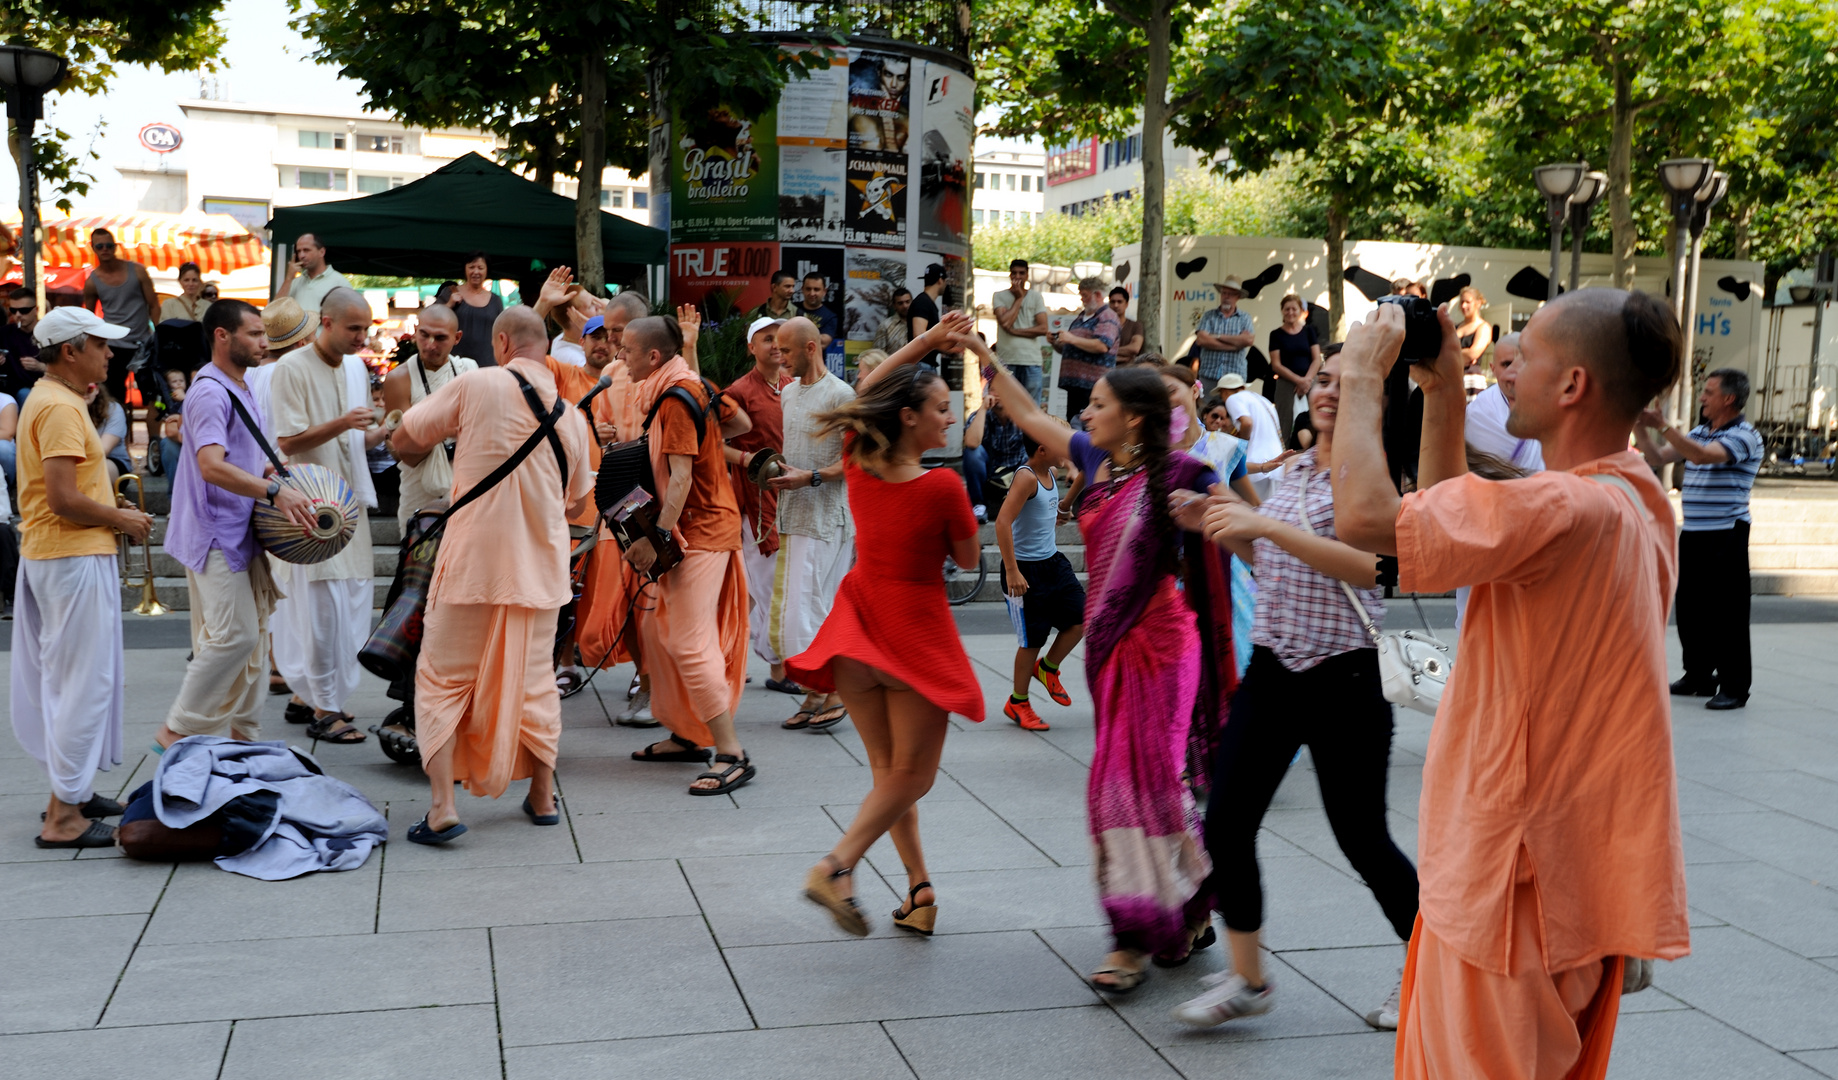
619, 315, 757, 796
1331, 289, 1690, 1079
391, 306, 593, 841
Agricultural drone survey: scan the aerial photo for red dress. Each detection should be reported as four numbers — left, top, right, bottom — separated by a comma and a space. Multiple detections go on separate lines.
785, 442, 985, 721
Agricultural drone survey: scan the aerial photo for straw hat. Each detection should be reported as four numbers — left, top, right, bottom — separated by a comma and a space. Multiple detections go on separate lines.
262, 296, 315, 351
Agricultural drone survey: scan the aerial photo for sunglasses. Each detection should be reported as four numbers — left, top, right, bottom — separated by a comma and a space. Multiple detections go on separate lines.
7, 306, 34, 315
92, 242, 116, 251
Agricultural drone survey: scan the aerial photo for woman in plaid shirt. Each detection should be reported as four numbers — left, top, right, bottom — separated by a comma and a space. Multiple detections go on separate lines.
1168, 354, 1420, 1031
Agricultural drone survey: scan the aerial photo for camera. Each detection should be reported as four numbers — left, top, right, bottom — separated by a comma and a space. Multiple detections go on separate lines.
1374, 295, 1444, 363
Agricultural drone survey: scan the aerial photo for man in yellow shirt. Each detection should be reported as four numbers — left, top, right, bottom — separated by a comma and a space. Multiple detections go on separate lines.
11, 307, 153, 848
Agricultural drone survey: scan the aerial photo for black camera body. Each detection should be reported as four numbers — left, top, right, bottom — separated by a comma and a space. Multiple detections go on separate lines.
1374, 295, 1444, 363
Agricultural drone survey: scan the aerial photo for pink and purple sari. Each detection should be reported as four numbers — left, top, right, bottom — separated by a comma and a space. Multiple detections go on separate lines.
1072, 433, 1236, 955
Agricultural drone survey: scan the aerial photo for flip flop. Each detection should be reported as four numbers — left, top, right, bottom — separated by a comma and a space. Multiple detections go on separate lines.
39, 794, 124, 822
34, 820, 116, 849
406, 817, 467, 845
307, 714, 367, 744
806, 704, 849, 732
764, 677, 804, 695
781, 708, 818, 730
521, 797, 560, 826
632, 733, 712, 763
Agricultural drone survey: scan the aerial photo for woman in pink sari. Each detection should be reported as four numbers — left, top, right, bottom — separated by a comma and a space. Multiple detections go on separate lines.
973, 341, 1234, 993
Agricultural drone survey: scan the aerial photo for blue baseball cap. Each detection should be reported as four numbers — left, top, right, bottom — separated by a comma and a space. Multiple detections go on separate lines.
583, 315, 606, 336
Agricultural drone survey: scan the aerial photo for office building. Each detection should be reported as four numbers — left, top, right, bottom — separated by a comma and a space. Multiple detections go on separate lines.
973, 149, 1046, 227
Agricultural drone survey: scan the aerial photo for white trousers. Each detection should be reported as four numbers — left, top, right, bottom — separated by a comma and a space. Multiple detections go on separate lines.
740, 518, 781, 666
271, 568, 370, 715
11, 554, 124, 804
168, 550, 276, 740
768, 530, 853, 660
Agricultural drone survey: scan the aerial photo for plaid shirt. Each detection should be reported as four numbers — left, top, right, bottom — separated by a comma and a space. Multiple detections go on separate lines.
1196, 306, 1253, 381
1251, 450, 1384, 671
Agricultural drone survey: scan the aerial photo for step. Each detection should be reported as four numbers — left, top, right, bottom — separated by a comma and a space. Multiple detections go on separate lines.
1747, 497, 1838, 525
1749, 522, 1838, 546
134, 546, 400, 581
123, 577, 392, 614
1752, 569, 1838, 595
1748, 546, 1838, 571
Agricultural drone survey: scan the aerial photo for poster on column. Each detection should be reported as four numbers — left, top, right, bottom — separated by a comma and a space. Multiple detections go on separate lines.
670, 241, 779, 323
917, 62, 972, 251
778, 47, 848, 244
845, 155, 907, 248
671, 103, 778, 243
782, 244, 848, 376
845, 248, 911, 345
847, 49, 911, 154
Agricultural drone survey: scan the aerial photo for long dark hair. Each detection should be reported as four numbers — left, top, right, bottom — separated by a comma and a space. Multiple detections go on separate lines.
1100, 364, 1177, 573
814, 362, 943, 471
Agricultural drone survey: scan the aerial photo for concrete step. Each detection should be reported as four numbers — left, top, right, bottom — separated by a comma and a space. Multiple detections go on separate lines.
123, 577, 392, 614
1748, 498, 1838, 525
1748, 546, 1838, 571
975, 521, 1081, 546
1750, 522, 1838, 546
1753, 569, 1838, 595
135, 547, 400, 581
143, 514, 401, 548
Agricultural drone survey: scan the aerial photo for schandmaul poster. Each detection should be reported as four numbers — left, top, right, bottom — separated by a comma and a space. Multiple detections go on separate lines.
845, 49, 911, 250
671, 103, 778, 243
845, 156, 907, 249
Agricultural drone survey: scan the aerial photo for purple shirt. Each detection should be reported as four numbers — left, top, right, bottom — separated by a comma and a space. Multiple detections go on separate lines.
165, 365, 268, 573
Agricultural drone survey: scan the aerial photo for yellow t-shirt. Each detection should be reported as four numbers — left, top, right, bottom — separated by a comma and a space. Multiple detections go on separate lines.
17, 378, 118, 560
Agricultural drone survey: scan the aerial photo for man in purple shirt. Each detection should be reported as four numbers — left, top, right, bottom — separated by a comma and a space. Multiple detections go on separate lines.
156, 300, 314, 749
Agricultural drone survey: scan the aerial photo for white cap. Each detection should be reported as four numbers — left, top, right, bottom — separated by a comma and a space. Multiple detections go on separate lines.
34, 306, 130, 349
747, 315, 785, 341
1217, 373, 1248, 390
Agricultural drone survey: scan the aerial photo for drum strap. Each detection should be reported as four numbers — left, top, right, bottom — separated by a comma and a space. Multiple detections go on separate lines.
226, 389, 291, 478
423, 372, 567, 543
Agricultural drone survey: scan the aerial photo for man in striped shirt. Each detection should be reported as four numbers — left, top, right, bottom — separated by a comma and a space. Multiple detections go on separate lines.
1636, 368, 1763, 710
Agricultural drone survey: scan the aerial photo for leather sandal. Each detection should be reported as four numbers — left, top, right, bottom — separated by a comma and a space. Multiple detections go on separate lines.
805, 858, 869, 937
306, 713, 366, 744
631, 732, 712, 763
1088, 961, 1148, 994
891, 881, 937, 936
689, 753, 755, 796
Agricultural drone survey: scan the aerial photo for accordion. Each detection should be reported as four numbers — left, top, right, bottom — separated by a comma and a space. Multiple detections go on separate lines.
591, 382, 723, 579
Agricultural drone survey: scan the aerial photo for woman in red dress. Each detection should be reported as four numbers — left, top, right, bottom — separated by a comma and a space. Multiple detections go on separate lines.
789, 311, 983, 938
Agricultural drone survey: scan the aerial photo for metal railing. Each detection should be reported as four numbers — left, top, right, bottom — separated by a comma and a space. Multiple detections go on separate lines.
675, 0, 972, 57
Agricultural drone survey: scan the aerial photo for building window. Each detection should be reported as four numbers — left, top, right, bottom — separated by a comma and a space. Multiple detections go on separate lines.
295, 169, 347, 192
360, 133, 404, 154
1005, 173, 1016, 191
298, 130, 347, 150
633, 191, 648, 209
974, 172, 985, 189
1020, 174, 1031, 192
973, 209, 984, 224
610, 190, 626, 208
356, 174, 403, 194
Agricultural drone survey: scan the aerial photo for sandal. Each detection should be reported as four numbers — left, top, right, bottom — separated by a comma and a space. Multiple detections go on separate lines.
555, 668, 584, 695
521, 797, 560, 826
406, 816, 467, 845
34, 820, 116, 849
891, 881, 937, 936
284, 700, 314, 725
689, 753, 755, 796
1088, 960, 1149, 994
39, 793, 124, 822
764, 677, 803, 695
631, 732, 712, 763
805, 858, 869, 937
1153, 923, 1218, 968
781, 708, 818, 731
269, 670, 291, 696
806, 704, 849, 732
306, 713, 366, 744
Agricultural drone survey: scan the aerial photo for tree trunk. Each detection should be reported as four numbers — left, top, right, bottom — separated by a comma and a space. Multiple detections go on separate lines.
1731, 201, 1754, 262
531, 132, 558, 193
577, 50, 608, 296
1137, 2, 1171, 355
1325, 192, 1348, 343
1608, 60, 1638, 289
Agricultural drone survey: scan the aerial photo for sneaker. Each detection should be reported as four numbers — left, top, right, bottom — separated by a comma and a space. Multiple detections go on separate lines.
614, 689, 660, 728
974, 504, 988, 524
1364, 971, 1402, 1030
1033, 662, 1071, 706
1004, 698, 1050, 731
1170, 972, 1275, 1029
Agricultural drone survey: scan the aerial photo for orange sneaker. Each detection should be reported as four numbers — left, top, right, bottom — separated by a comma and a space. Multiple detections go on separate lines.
1005, 698, 1050, 731
1034, 662, 1071, 706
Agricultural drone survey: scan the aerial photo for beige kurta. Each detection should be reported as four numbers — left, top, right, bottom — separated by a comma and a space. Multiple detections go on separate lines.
268, 346, 375, 582
396, 353, 479, 527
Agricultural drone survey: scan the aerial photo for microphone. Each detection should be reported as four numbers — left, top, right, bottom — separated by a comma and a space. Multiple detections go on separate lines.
576, 374, 612, 410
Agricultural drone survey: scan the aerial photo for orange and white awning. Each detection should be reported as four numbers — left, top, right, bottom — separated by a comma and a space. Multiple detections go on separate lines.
0, 209, 267, 273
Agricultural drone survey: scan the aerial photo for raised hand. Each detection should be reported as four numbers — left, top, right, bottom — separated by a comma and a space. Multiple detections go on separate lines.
676, 304, 701, 352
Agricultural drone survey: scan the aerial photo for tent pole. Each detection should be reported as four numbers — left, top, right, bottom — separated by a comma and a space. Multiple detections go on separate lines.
270, 242, 290, 301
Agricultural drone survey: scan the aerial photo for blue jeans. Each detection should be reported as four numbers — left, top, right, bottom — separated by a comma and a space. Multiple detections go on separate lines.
159, 437, 182, 481
13, 386, 30, 409
0, 437, 14, 491
1007, 363, 1044, 405
962, 422, 989, 512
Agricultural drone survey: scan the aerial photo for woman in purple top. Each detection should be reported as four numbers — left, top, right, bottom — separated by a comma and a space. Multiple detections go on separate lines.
154, 301, 315, 752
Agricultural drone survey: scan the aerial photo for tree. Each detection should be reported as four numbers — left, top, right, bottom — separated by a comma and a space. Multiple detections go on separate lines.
0, 1, 229, 210
1175, 0, 1455, 339
294, 0, 827, 292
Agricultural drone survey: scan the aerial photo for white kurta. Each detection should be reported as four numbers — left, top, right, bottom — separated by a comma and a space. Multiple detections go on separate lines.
396, 354, 478, 528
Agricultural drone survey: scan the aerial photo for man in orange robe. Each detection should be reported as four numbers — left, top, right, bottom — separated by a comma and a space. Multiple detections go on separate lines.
391, 305, 594, 843
1331, 289, 1691, 1079
620, 314, 757, 796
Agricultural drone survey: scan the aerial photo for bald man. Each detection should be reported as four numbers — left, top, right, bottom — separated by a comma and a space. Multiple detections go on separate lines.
1464, 332, 1544, 474
385, 304, 479, 529
268, 286, 384, 744
392, 306, 592, 843
1328, 290, 1689, 1079
622, 315, 759, 796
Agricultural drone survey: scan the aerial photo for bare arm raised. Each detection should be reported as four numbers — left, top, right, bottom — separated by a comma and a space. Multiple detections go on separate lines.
855, 309, 974, 394
957, 330, 1074, 465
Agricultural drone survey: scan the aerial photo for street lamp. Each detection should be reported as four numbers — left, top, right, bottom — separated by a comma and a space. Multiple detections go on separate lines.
0, 45, 71, 295
1679, 170, 1729, 393
1534, 162, 1588, 300
1655, 157, 1719, 481
1566, 171, 1607, 292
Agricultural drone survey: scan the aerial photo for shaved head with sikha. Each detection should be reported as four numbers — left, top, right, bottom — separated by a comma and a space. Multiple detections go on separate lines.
418, 303, 458, 331
1508, 288, 1680, 440
493, 305, 550, 361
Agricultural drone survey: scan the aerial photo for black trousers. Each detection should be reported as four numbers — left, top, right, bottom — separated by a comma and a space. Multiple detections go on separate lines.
1676, 520, 1751, 698
1204, 646, 1419, 940
1063, 386, 1091, 427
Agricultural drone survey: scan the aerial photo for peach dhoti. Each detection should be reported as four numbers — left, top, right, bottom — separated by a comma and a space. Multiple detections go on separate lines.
415, 600, 562, 798
636, 548, 748, 748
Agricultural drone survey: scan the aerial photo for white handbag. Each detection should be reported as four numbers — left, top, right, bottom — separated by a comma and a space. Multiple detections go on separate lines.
1287, 468, 1452, 716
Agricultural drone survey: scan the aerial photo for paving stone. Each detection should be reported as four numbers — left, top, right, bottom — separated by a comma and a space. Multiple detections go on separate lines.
853, 798, 1056, 873
379, 858, 693, 932
1656, 926, 1838, 1052
1608, 1008, 1829, 1079
939, 757, 1090, 820
574, 804, 841, 863
505, 1022, 915, 1080
103, 929, 494, 1027
904, 865, 1109, 935
0, 1019, 229, 1080
494, 916, 751, 1046
1275, 943, 1407, 1021
0, 914, 146, 1034
141, 859, 376, 945
1255, 854, 1412, 952
724, 929, 1098, 1027
220, 1005, 500, 1080
381, 794, 584, 871
1692, 770, 1838, 830
678, 850, 903, 948
1160, 1029, 1397, 1078
1006, 814, 1096, 867
1683, 861, 1838, 958
886, 1006, 1180, 1079
0, 857, 170, 921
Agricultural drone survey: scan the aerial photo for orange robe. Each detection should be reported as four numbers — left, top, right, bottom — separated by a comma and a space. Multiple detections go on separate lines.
630, 356, 748, 746
398, 357, 595, 797
1392, 452, 1687, 1079
544, 356, 634, 671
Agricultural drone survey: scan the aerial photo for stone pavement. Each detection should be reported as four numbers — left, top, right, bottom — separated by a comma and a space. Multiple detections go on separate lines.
5, 611, 1838, 1079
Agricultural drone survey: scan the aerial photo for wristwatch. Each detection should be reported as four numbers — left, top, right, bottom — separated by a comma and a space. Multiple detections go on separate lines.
264, 478, 282, 505
809, 472, 824, 489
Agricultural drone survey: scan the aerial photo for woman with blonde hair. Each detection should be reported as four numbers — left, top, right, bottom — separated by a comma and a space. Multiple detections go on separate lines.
852, 348, 890, 384
1455, 287, 1493, 374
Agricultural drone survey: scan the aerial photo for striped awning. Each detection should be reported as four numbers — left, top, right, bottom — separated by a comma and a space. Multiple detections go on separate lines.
0, 210, 267, 273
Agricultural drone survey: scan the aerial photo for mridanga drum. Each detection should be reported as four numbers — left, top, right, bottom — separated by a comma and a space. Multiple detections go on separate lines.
253, 463, 361, 564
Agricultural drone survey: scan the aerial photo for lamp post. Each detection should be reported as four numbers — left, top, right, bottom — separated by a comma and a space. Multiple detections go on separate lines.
0, 45, 71, 295
1566, 171, 1607, 293
1534, 162, 1587, 301
1680, 170, 1729, 391
1655, 157, 1717, 483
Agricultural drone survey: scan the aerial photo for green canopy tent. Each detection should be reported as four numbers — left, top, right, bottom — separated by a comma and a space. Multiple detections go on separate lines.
266, 152, 666, 286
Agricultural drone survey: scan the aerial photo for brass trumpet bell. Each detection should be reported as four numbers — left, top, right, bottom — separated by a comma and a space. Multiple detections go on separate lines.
116, 474, 169, 617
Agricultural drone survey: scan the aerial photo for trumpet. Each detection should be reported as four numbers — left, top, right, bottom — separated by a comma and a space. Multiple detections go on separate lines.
115, 474, 169, 617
